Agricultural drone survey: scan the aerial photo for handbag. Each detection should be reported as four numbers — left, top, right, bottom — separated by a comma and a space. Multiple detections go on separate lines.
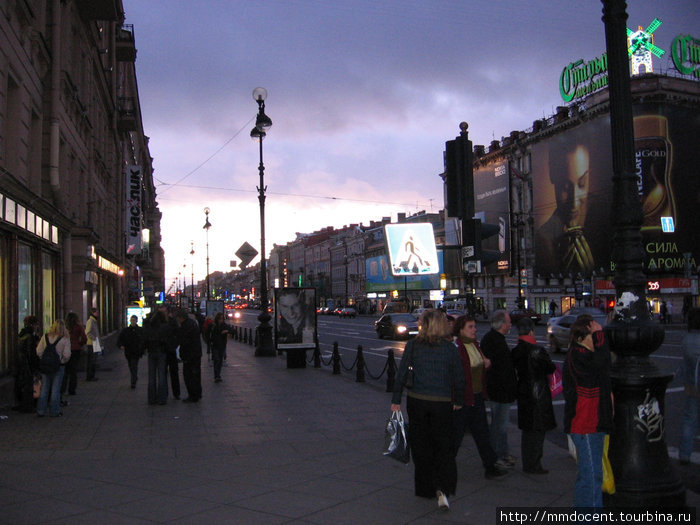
602, 434, 616, 494
383, 410, 410, 464
93, 337, 103, 355
549, 363, 563, 398
33, 374, 42, 399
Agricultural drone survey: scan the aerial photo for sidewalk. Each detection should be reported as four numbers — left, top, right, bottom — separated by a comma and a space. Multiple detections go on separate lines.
0, 337, 696, 524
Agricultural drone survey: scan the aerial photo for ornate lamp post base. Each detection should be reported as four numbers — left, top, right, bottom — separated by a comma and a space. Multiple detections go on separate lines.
255, 311, 275, 357
605, 342, 685, 506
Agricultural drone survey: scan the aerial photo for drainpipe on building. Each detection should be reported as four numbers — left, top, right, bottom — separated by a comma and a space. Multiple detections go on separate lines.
49, 2, 62, 208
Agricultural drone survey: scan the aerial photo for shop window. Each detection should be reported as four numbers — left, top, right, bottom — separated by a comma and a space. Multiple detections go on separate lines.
18, 243, 34, 326
535, 297, 550, 315
42, 252, 55, 330
494, 297, 507, 311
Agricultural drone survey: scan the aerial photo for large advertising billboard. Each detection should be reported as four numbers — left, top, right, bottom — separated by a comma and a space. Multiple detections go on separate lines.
533, 103, 700, 277
365, 252, 444, 293
473, 162, 510, 272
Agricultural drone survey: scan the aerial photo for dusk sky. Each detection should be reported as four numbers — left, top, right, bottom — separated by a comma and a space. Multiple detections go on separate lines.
120, 1, 697, 290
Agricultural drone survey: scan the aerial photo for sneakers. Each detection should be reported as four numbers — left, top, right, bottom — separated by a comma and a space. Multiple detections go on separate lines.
436, 490, 449, 510
485, 464, 508, 479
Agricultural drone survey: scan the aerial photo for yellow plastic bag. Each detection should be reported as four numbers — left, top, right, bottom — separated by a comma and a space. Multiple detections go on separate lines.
602, 434, 616, 495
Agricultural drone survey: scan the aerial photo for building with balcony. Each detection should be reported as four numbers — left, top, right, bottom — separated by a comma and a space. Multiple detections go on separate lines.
0, 0, 162, 391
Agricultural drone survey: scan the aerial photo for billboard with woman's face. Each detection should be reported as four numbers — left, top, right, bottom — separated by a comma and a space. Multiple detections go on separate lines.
533, 103, 700, 277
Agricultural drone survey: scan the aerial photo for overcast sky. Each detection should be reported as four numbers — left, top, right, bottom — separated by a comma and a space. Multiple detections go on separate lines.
121, 0, 697, 290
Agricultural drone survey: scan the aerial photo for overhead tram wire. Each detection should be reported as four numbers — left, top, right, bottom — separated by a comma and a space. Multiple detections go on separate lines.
155, 182, 435, 210
155, 116, 255, 194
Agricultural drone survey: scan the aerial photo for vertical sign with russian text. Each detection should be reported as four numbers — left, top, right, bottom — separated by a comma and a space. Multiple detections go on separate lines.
126, 165, 142, 255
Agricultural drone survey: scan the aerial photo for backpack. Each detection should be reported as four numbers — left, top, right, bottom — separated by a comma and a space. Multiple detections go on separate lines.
39, 335, 63, 374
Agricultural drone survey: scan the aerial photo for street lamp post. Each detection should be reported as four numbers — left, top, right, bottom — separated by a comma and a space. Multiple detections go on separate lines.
250, 87, 275, 357
600, 0, 684, 507
190, 241, 195, 311
203, 208, 211, 301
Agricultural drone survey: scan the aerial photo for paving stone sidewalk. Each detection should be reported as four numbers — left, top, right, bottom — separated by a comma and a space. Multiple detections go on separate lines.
0, 336, 696, 524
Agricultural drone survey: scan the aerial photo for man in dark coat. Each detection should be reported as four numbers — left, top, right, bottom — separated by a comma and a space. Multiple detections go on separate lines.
511, 318, 557, 474
13, 316, 41, 413
176, 309, 202, 402
117, 315, 144, 389
480, 309, 517, 467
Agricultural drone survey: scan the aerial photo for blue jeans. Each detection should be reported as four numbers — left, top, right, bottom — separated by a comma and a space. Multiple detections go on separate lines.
37, 367, 65, 416
148, 352, 168, 404
570, 432, 605, 509
488, 401, 512, 459
679, 395, 699, 462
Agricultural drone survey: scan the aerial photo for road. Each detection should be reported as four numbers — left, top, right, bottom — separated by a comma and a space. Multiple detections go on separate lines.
232, 310, 697, 464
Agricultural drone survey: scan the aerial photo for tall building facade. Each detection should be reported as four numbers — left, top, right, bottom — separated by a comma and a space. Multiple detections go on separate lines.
449, 73, 700, 318
0, 1, 162, 384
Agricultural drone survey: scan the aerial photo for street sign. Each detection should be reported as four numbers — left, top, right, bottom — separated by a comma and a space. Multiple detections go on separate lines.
235, 242, 258, 268
384, 223, 439, 276
462, 246, 474, 259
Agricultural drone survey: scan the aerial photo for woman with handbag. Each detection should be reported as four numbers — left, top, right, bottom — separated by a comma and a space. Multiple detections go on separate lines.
391, 309, 465, 511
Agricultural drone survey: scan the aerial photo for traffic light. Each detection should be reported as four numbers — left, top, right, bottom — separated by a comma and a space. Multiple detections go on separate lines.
444, 126, 474, 220
463, 218, 502, 268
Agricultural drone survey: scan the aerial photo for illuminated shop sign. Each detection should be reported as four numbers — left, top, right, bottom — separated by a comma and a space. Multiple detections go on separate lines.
671, 34, 700, 78
560, 54, 608, 103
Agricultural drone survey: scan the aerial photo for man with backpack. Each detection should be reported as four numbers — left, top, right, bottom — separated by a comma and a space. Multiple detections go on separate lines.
36, 319, 71, 417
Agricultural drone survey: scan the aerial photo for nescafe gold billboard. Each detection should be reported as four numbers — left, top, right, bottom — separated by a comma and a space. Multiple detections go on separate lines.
532, 102, 699, 277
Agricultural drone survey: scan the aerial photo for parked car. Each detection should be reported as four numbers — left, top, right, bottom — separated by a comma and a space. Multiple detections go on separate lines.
547, 307, 608, 353
338, 307, 357, 318
375, 313, 419, 340
509, 308, 542, 325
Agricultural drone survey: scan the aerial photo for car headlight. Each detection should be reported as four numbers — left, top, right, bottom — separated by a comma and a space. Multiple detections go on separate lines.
234, 311, 241, 319
396, 325, 407, 334
546, 325, 553, 334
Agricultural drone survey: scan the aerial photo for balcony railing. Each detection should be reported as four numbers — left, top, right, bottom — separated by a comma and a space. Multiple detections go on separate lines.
116, 24, 136, 62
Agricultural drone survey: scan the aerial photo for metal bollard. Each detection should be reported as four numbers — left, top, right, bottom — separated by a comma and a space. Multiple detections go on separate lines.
355, 345, 365, 383
332, 342, 340, 375
313, 340, 321, 368
386, 349, 396, 392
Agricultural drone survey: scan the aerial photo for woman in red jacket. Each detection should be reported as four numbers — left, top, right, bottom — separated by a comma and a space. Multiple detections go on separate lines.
563, 314, 613, 509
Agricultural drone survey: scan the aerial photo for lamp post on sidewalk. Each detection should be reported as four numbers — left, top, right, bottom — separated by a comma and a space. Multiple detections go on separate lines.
251, 87, 275, 357
600, 0, 684, 507
190, 241, 195, 311
203, 208, 211, 301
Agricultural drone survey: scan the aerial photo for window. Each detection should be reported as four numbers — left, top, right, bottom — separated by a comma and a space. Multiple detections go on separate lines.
42, 252, 56, 330
18, 244, 34, 326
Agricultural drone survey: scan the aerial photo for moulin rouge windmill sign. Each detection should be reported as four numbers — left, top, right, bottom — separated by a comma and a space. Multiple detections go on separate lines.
559, 17, 667, 102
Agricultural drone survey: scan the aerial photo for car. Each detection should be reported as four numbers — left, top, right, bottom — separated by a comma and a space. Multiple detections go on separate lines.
226, 309, 242, 320
411, 307, 428, 318
338, 307, 357, 318
375, 313, 419, 340
445, 309, 465, 319
547, 307, 608, 353
509, 308, 542, 325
